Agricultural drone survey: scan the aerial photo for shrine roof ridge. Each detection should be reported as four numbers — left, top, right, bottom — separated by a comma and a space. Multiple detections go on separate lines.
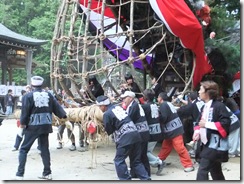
0, 23, 48, 47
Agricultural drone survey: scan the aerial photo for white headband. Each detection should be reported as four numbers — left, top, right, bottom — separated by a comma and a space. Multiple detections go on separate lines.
31, 76, 44, 86
96, 98, 110, 106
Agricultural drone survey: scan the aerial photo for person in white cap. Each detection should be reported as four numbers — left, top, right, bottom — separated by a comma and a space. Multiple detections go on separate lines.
96, 95, 151, 180
121, 91, 150, 178
15, 76, 67, 180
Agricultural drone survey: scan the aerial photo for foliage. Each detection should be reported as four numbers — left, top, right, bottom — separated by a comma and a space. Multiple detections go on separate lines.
204, 5, 240, 76
210, 0, 240, 19
210, 6, 238, 38
217, 43, 240, 74
0, 0, 60, 86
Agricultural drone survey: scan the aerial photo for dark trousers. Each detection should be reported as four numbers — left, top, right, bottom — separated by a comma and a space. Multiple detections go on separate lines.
130, 141, 150, 177
197, 157, 225, 180
114, 143, 150, 180
16, 131, 51, 177
14, 134, 23, 149
140, 141, 150, 176
14, 134, 41, 150
182, 117, 194, 144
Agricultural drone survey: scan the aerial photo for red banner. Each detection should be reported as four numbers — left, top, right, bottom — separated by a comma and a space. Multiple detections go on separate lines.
149, 0, 212, 87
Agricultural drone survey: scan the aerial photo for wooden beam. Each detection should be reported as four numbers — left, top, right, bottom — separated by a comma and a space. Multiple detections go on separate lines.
25, 50, 33, 85
1, 59, 7, 84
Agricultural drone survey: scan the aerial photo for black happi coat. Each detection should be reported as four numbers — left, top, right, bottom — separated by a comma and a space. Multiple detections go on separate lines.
177, 98, 205, 125
20, 87, 67, 134
225, 106, 240, 133
195, 100, 231, 162
141, 102, 163, 142
103, 104, 141, 148
159, 101, 184, 139
126, 100, 150, 142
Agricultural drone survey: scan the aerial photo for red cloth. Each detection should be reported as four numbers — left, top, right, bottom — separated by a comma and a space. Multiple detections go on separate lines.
197, 5, 211, 25
17, 119, 20, 127
121, 102, 127, 110
87, 121, 96, 134
233, 71, 240, 81
149, 0, 212, 87
138, 97, 145, 104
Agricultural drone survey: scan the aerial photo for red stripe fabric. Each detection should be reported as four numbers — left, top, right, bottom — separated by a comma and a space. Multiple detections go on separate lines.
149, 0, 212, 87
215, 122, 227, 138
79, 0, 115, 18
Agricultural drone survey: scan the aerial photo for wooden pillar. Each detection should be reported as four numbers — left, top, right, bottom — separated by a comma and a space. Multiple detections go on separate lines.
1, 49, 7, 84
1, 58, 7, 85
8, 66, 13, 85
25, 49, 33, 85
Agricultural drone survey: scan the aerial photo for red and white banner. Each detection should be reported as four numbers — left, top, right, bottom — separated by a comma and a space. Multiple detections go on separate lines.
149, 0, 212, 87
79, 0, 152, 70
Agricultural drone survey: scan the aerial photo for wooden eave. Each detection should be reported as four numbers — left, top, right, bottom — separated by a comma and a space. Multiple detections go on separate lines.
0, 23, 48, 49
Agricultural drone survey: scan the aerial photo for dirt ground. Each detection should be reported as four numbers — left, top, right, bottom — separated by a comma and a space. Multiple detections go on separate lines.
0, 118, 241, 182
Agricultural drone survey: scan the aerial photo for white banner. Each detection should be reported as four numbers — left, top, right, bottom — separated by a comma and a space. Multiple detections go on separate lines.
0, 85, 26, 96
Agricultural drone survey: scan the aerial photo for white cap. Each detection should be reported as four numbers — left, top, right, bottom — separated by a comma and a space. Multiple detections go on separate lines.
120, 91, 135, 99
31, 76, 44, 86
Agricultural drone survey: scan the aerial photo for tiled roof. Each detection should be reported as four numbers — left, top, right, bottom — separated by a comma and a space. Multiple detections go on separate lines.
0, 23, 47, 47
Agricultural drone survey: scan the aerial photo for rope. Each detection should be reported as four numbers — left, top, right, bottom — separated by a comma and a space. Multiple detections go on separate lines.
50, 0, 194, 106
101, 162, 115, 171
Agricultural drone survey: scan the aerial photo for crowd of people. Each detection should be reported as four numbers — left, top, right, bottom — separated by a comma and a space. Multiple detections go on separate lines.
1, 73, 239, 181
95, 75, 240, 181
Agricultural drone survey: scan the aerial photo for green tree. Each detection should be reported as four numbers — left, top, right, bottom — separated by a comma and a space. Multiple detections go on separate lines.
210, 0, 240, 19
0, 0, 60, 85
205, 4, 240, 76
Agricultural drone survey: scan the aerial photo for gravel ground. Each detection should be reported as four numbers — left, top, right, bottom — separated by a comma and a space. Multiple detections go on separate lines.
0, 118, 241, 183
